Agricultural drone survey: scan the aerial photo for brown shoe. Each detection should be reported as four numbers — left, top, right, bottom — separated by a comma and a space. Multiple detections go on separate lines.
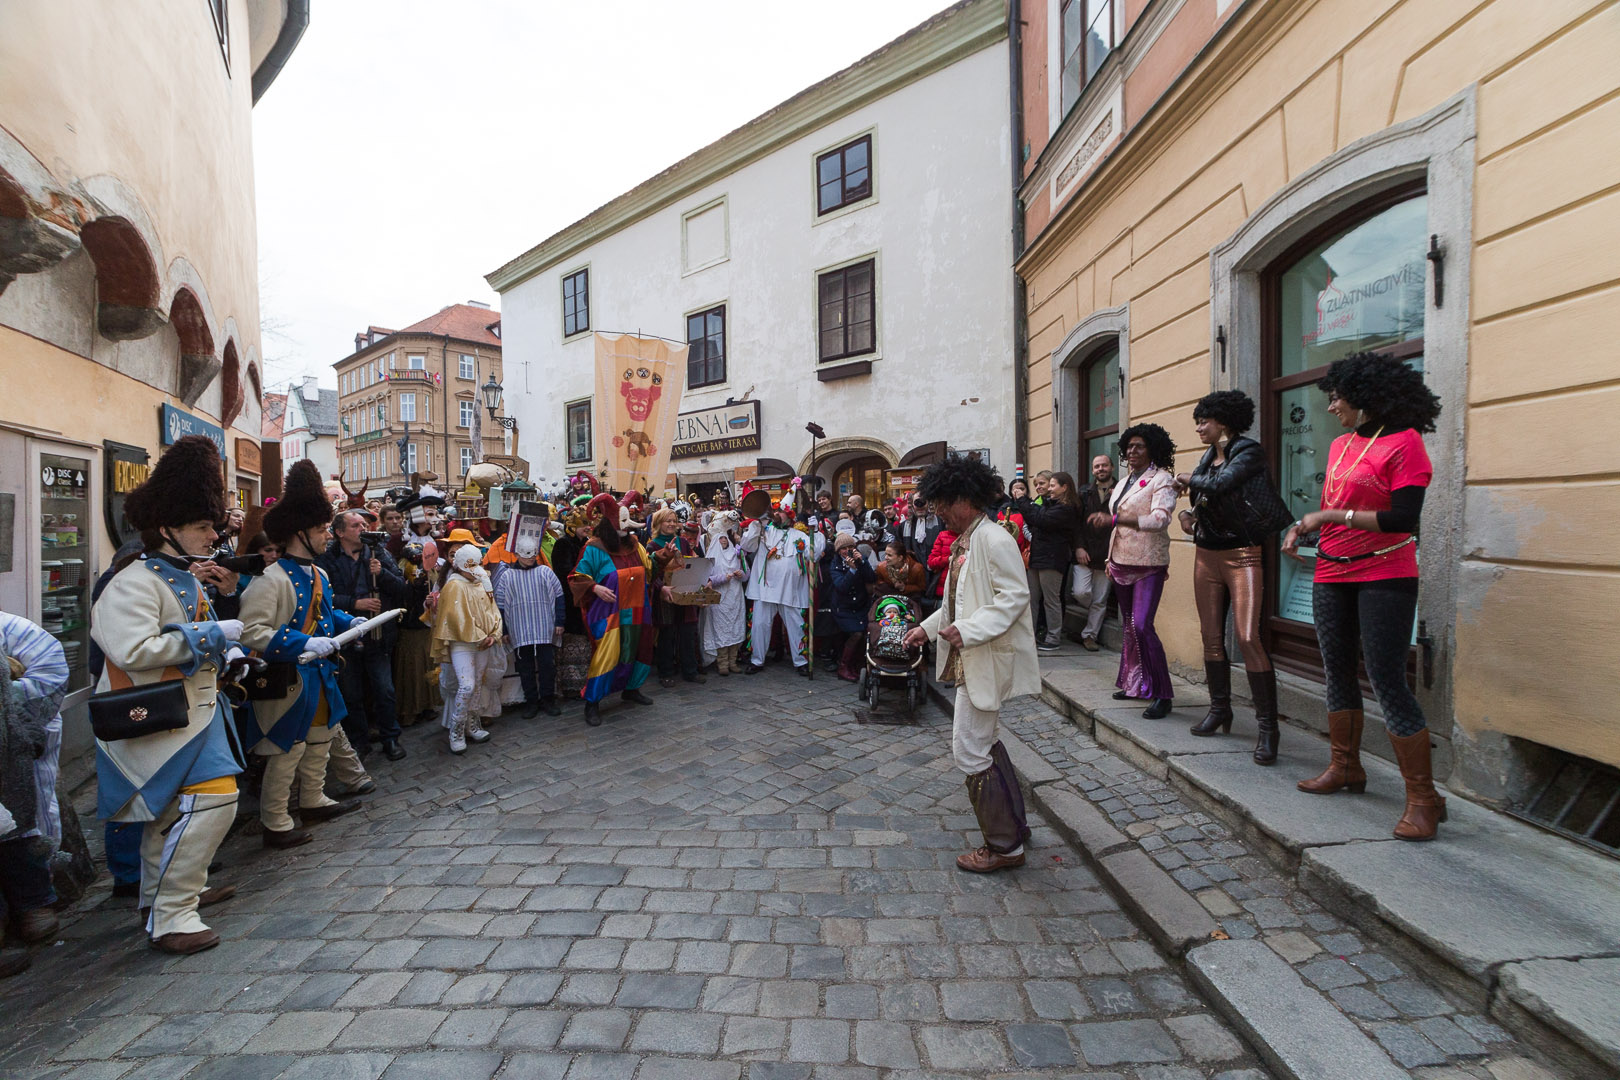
151, 929, 220, 955
1389, 729, 1447, 841
1298, 710, 1367, 795
1082, 636, 1100, 652
16, 908, 59, 943
955, 846, 1026, 874
199, 885, 236, 908
262, 826, 313, 849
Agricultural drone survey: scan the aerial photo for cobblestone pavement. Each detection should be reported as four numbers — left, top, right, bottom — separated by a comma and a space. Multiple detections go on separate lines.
0, 666, 1276, 1080
997, 685, 1561, 1080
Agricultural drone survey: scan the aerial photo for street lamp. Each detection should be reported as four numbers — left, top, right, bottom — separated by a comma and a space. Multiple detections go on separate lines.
481, 374, 517, 431
805, 422, 825, 493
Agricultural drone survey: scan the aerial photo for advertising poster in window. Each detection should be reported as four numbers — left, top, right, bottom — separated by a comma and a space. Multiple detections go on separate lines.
594, 332, 687, 495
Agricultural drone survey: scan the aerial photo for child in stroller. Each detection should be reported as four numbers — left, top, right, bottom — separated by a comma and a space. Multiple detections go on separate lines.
860, 594, 925, 712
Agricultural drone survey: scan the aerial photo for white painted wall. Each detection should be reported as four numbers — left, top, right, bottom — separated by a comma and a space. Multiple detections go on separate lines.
499, 43, 1014, 490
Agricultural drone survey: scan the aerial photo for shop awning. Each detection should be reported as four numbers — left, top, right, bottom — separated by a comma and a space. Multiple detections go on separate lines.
898, 441, 947, 466
755, 457, 795, 479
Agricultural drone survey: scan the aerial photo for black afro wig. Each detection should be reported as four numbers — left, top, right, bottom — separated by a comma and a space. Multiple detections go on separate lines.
1192, 390, 1255, 436
1317, 351, 1442, 433
917, 454, 1004, 512
1117, 423, 1177, 470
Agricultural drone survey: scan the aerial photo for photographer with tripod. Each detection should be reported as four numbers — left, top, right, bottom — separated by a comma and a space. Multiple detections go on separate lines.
321, 511, 409, 761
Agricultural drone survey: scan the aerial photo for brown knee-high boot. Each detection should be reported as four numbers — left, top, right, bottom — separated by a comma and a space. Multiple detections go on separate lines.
1388, 729, 1447, 841
1297, 710, 1366, 794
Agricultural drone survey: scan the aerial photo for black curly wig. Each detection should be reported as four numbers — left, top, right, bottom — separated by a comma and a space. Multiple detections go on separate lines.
1117, 423, 1177, 470
1316, 351, 1442, 433
1192, 390, 1255, 436
917, 454, 1004, 511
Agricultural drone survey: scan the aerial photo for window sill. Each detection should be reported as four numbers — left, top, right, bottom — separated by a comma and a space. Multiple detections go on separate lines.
817, 360, 873, 382
562, 329, 592, 345
813, 195, 877, 227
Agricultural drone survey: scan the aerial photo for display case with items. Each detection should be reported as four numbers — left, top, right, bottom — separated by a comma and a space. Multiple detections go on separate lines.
39, 453, 92, 695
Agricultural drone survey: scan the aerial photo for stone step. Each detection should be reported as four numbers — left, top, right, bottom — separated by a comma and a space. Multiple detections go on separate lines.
1186, 937, 1408, 1080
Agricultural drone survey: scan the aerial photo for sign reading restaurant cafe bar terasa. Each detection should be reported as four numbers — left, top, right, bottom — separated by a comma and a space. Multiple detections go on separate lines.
671, 400, 761, 459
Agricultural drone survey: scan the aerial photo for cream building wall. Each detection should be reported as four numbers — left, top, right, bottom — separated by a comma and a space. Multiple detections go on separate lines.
1016, 0, 1619, 798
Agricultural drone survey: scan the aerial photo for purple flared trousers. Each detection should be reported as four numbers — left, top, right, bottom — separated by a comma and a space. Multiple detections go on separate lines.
1112, 566, 1174, 701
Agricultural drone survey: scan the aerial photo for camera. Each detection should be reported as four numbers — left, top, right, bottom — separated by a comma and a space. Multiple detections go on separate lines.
360, 530, 389, 546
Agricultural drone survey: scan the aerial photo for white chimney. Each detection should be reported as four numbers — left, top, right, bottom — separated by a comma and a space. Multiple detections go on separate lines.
302, 375, 320, 402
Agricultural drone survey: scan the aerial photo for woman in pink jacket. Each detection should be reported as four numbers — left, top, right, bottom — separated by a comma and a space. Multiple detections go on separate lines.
1089, 423, 1178, 718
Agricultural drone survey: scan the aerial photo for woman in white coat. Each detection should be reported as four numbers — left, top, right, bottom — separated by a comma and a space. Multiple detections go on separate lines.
904, 456, 1041, 874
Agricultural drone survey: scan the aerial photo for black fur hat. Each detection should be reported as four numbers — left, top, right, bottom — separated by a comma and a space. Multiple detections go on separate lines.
264, 460, 333, 543
122, 435, 226, 530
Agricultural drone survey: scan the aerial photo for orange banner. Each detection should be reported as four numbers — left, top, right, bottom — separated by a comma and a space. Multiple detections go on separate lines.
594, 332, 686, 495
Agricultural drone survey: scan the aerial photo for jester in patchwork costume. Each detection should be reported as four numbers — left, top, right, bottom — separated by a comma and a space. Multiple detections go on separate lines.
239, 460, 361, 849
567, 493, 657, 726
89, 436, 246, 955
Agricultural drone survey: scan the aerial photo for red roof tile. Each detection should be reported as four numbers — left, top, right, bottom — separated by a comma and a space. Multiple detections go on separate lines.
396, 304, 502, 347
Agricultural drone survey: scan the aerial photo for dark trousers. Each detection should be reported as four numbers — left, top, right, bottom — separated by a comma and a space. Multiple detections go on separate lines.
338, 640, 400, 755
655, 621, 700, 679
515, 643, 557, 704
0, 835, 57, 923
106, 821, 142, 886
1313, 578, 1425, 737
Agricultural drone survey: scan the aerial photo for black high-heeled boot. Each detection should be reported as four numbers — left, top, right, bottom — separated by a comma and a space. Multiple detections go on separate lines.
1142, 698, 1173, 719
1248, 668, 1280, 765
1190, 662, 1233, 736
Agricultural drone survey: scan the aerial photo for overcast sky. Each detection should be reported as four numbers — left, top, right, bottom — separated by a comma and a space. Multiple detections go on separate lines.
252, 0, 958, 393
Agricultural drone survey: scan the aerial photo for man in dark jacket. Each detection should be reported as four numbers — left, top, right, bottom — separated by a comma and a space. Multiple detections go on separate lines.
321, 510, 410, 760
1072, 454, 1116, 650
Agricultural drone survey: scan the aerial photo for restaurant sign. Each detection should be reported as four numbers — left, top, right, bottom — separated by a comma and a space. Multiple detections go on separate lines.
671, 400, 762, 459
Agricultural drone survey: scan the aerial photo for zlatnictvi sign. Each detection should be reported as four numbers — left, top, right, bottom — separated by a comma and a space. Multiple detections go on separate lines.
671, 400, 762, 459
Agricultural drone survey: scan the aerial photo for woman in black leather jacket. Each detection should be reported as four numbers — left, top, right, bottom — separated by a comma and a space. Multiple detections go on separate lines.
1173, 391, 1280, 764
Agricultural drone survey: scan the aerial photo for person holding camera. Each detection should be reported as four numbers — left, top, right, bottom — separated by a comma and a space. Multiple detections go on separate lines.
320, 511, 409, 761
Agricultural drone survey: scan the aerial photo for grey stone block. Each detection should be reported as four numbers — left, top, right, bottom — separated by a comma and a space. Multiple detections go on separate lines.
723, 1014, 788, 1054
616, 973, 705, 1009
333, 1008, 450, 1048
1096, 848, 1217, 957
1186, 938, 1406, 1080
917, 1025, 1011, 1070
487, 938, 571, 971
1007, 1022, 1077, 1066
1035, 786, 1134, 858
276, 1052, 394, 1080
1369, 1023, 1448, 1068
559, 1008, 633, 1051
558, 973, 622, 1006
940, 980, 1026, 1021
630, 1010, 726, 1055
787, 1018, 849, 1063
500, 1053, 571, 1080
1496, 957, 1620, 1072
637, 1058, 742, 1080
561, 1052, 639, 1079
242, 1011, 357, 1053
1165, 1012, 1245, 1062
877, 982, 940, 1021
823, 984, 880, 1019
498, 972, 564, 1006
432, 1008, 509, 1047
1071, 1019, 1180, 1066
853, 1020, 921, 1068
495, 1009, 569, 1049
379, 1051, 504, 1080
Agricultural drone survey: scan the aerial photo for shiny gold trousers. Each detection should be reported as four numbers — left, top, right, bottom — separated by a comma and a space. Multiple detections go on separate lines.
1193, 546, 1271, 672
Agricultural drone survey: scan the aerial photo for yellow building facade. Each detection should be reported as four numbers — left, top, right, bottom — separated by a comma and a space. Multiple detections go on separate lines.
1016, 0, 1618, 807
0, 0, 306, 744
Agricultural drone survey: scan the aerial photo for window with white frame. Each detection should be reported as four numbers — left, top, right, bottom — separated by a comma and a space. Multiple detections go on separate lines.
459, 354, 475, 380
460, 446, 474, 475
408, 353, 425, 370
400, 393, 417, 422
1060, 0, 1115, 117
459, 400, 475, 428
566, 400, 592, 464
406, 442, 418, 473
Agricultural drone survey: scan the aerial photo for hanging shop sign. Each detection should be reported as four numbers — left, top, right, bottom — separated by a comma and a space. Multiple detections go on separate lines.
159, 403, 227, 458
672, 400, 762, 459
104, 441, 151, 547
235, 438, 261, 475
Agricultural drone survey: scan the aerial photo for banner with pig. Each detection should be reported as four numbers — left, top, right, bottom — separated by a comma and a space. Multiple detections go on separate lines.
593, 332, 687, 495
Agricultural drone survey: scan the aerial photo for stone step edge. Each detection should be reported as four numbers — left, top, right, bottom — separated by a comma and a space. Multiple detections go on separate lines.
1035, 671, 1608, 1078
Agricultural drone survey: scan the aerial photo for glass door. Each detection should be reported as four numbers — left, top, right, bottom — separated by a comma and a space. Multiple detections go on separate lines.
1263, 188, 1429, 676
37, 449, 94, 698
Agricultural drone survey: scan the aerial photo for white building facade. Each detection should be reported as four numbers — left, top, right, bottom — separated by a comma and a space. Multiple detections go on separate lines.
489, 0, 1014, 506
279, 376, 339, 482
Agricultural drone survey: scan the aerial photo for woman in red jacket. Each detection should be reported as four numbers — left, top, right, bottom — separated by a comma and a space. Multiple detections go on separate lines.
926, 528, 958, 599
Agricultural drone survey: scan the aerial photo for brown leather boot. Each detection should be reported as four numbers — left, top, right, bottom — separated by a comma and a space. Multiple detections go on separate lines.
151, 928, 220, 955
1389, 729, 1447, 841
1297, 710, 1367, 794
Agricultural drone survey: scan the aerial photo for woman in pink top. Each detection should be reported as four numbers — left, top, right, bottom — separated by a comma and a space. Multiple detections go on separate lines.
1089, 424, 1179, 719
1282, 352, 1443, 841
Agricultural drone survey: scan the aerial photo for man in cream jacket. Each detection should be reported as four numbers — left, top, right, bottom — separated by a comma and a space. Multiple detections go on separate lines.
904, 456, 1042, 873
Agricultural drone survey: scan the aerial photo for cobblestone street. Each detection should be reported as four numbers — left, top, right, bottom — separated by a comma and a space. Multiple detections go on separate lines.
1, 667, 1272, 1080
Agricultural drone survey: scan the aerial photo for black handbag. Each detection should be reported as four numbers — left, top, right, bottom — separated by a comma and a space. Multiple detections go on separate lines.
1238, 466, 1295, 537
90, 679, 191, 742
241, 661, 299, 701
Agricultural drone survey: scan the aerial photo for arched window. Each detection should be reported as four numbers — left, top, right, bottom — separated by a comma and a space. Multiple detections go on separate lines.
1263, 183, 1429, 673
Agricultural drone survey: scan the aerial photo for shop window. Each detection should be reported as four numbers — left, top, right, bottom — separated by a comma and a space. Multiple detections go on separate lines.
566, 400, 592, 464
1265, 187, 1428, 673
686, 305, 727, 389
1079, 345, 1120, 467
816, 135, 873, 215
1060, 0, 1114, 117
563, 268, 590, 337
818, 259, 876, 363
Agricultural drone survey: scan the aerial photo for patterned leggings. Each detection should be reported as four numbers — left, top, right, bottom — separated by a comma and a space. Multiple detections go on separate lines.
1311, 578, 1425, 737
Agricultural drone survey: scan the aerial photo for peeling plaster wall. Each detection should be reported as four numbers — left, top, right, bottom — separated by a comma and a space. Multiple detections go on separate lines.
500, 43, 1015, 487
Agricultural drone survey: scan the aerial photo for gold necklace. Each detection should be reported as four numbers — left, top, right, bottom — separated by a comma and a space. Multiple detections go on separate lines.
1324, 426, 1384, 501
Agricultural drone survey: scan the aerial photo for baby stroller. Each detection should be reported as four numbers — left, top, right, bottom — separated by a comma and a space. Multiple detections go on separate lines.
859, 595, 925, 713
